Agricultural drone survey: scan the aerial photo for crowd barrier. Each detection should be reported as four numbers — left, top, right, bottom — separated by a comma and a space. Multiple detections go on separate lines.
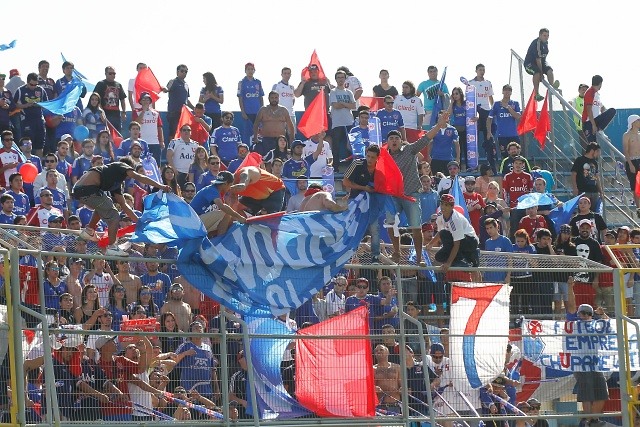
0, 224, 637, 426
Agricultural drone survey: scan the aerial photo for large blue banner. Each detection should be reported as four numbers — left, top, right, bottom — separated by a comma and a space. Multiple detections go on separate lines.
38, 80, 83, 115
461, 77, 478, 170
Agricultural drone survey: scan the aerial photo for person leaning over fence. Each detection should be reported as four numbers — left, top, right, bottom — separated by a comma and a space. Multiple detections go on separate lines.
565, 277, 610, 427
72, 156, 172, 257
189, 170, 246, 236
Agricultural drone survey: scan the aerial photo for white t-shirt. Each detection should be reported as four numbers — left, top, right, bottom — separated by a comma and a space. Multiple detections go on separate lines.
302, 139, 332, 178
436, 175, 465, 195
325, 290, 345, 316
129, 371, 153, 417
86, 272, 113, 308
138, 109, 162, 145
272, 81, 295, 115
393, 96, 425, 130
469, 79, 494, 111
167, 138, 198, 173
435, 209, 478, 242
345, 75, 362, 106
128, 78, 141, 111
590, 91, 603, 119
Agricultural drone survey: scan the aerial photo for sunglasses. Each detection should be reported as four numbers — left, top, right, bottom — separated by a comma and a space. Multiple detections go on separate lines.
45, 159, 56, 163
355, 284, 368, 289
579, 311, 592, 316
107, 72, 116, 76
115, 287, 125, 292
41, 194, 53, 197
183, 189, 195, 193
209, 161, 220, 165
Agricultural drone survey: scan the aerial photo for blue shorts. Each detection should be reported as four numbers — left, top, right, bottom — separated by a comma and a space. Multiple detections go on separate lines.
390, 193, 422, 229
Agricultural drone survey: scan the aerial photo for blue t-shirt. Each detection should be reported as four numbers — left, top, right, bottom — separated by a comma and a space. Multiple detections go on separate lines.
140, 272, 172, 308
376, 109, 405, 141
56, 159, 72, 181
71, 156, 92, 180
430, 126, 459, 160
42, 280, 68, 309
6, 190, 30, 215
35, 186, 66, 213
175, 341, 217, 396
117, 138, 149, 157
201, 86, 224, 114
14, 84, 48, 121
76, 206, 106, 231
42, 231, 66, 251
512, 243, 536, 277
55, 107, 81, 140
345, 294, 384, 332
167, 78, 189, 113
0, 212, 16, 224
190, 184, 222, 215
282, 156, 314, 180
196, 170, 216, 191
82, 108, 106, 139
484, 236, 513, 282
24, 155, 43, 173
237, 77, 264, 115
451, 104, 466, 127
489, 101, 521, 138
418, 191, 438, 224
226, 158, 243, 174
211, 126, 242, 163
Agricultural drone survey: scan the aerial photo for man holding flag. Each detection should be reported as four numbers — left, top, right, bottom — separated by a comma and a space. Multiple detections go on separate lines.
417, 66, 449, 128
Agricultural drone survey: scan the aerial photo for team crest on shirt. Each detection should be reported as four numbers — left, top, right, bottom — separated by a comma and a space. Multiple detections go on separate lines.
445, 129, 453, 137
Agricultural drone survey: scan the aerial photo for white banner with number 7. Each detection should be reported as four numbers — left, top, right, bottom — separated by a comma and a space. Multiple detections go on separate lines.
449, 282, 511, 390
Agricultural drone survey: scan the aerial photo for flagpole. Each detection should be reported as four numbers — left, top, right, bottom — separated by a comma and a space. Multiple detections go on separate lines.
433, 389, 471, 427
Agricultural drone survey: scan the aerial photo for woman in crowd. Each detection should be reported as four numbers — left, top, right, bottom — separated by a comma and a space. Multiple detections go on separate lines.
105, 283, 128, 331
199, 72, 224, 129
94, 130, 116, 164
485, 180, 509, 237
74, 284, 104, 330
82, 92, 107, 140
161, 165, 182, 198
129, 285, 159, 319
188, 146, 209, 186
263, 135, 290, 172
475, 164, 495, 199
448, 87, 469, 170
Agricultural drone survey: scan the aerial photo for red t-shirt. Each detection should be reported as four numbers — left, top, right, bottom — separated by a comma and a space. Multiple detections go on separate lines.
463, 191, 485, 234
581, 87, 596, 122
518, 215, 549, 240
503, 171, 534, 208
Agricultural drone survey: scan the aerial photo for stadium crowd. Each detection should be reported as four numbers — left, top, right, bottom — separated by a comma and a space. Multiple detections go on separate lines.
0, 32, 632, 424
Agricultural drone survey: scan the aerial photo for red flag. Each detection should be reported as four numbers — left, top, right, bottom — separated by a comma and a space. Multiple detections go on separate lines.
295, 307, 377, 417
517, 90, 538, 135
107, 119, 123, 148
374, 144, 415, 201
134, 67, 162, 103
234, 152, 263, 178
534, 92, 550, 148
300, 50, 327, 81
635, 172, 640, 199
173, 105, 209, 145
97, 224, 137, 248
359, 96, 385, 111
405, 128, 425, 143
298, 89, 327, 139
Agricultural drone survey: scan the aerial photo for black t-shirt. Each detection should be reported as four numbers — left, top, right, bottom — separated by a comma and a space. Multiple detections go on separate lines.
301, 79, 330, 110
90, 162, 133, 194
569, 212, 607, 241
344, 159, 374, 198
373, 85, 399, 98
573, 236, 604, 283
571, 155, 599, 193
94, 80, 126, 112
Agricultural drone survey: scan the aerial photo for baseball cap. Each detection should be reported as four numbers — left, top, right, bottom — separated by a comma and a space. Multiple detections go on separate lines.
20, 138, 32, 146
526, 398, 541, 408
421, 222, 434, 232
95, 335, 117, 350
308, 64, 319, 70
464, 175, 476, 183
578, 304, 594, 315
516, 401, 532, 411
71, 257, 85, 264
576, 219, 593, 228
48, 214, 63, 222
291, 140, 304, 149
60, 134, 73, 141
447, 160, 459, 169
139, 91, 152, 103
628, 114, 640, 132
52, 330, 84, 350
484, 202, 498, 212
9, 69, 19, 78
512, 155, 526, 162
430, 343, 445, 355
604, 229, 617, 238
170, 283, 184, 291
559, 224, 571, 234
213, 171, 234, 185
440, 193, 455, 204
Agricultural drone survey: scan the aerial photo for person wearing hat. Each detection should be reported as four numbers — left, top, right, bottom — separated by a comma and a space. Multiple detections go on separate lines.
295, 62, 330, 111
568, 196, 606, 242
435, 159, 465, 196
623, 114, 640, 215
73, 157, 171, 256
133, 91, 164, 163
190, 171, 246, 235
427, 193, 480, 272
581, 74, 616, 144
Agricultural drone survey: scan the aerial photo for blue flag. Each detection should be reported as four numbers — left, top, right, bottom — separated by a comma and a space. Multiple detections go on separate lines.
60, 52, 95, 92
132, 192, 371, 317
38, 80, 83, 115
410, 249, 436, 283
141, 154, 161, 184
449, 176, 470, 220
245, 316, 312, 419
0, 40, 16, 51
547, 193, 583, 234
429, 66, 447, 127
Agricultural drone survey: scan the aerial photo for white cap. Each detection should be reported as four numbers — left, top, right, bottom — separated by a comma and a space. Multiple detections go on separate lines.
628, 114, 640, 132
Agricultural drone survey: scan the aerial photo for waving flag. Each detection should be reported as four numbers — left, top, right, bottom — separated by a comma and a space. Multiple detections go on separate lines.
517, 90, 538, 135
547, 193, 583, 234
60, 52, 95, 92
300, 50, 326, 81
516, 192, 556, 210
450, 282, 510, 389
429, 66, 447, 127
298, 88, 327, 139
131, 192, 206, 247
141, 154, 162, 183
296, 307, 377, 417
245, 316, 312, 419
375, 144, 414, 201
0, 40, 16, 51
405, 128, 425, 143
97, 224, 136, 249
133, 193, 370, 317
235, 152, 263, 174
359, 96, 384, 111
534, 92, 551, 148
450, 175, 470, 220
38, 80, 83, 115
107, 119, 123, 148
134, 67, 162, 103
173, 105, 209, 144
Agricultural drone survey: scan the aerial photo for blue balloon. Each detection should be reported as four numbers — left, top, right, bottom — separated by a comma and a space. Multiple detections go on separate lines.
73, 125, 89, 141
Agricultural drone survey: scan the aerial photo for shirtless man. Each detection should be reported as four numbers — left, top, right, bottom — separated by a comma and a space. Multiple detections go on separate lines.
299, 183, 346, 212
374, 344, 402, 412
623, 114, 640, 216
253, 91, 295, 156
229, 166, 286, 215
160, 283, 192, 332
115, 259, 142, 305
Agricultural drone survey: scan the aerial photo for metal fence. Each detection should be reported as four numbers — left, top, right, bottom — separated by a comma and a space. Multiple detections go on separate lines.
0, 224, 638, 426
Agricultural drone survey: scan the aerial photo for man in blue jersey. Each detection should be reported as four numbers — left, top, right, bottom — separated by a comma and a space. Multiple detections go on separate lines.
282, 139, 322, 181
0, 194, 16, 224
237, 62, 264, 148
175, 320, 221, 402
376, 95, 406, 142
424, 111, 460, 175
13, 73, 49, 157
54, 61, 87, 108
197, 155, 222, 190
34, 170, 68, 219
190, 171, 246, 235
211, 111, 242, 165
483, 218, 512, 283
6, 173, 30, 215
345, 277, 395, 334
524, 28, 559, 101
226, 144, 249, 174
117, 121, 149, 158
487, 85, 522, 160
416, 66, 449, 128
71, 140, 96, 185
166, 64, 194, 140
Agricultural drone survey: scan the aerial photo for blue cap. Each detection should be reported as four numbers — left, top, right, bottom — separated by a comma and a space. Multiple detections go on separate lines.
48, 214, 63, 223
291, 140, 304, 149
430, 343, 445, 355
